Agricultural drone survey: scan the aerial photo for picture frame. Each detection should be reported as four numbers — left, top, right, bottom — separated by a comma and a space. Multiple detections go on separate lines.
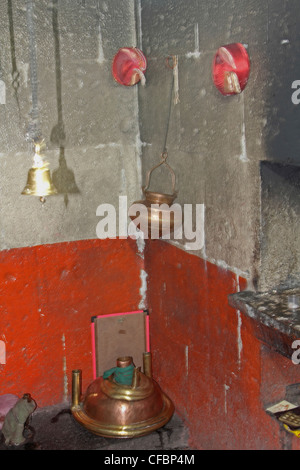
91, 309, 150, 379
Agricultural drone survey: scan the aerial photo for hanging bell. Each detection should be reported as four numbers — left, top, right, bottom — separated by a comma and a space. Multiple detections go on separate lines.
22, 139, 57, 198
129, 152, 182, 239
22, 167, 58, 197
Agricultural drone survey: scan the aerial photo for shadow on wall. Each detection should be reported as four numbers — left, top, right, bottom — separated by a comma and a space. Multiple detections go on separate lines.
263, 4, 300, 166
50, 0, 80, 207
260, 161, 300, 290
7, 0, 21, 121
258, 2, 300, 291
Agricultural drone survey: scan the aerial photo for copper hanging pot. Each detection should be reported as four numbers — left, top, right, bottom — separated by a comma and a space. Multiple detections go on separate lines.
129, 152, 182, 239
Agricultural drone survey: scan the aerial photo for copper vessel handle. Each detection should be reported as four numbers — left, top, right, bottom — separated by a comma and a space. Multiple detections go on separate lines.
143, 152, 176, 196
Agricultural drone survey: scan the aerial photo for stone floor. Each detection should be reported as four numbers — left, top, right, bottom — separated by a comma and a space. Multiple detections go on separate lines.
0, 402, 192, 451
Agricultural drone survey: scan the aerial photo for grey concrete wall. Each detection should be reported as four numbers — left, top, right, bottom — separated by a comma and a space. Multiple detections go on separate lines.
260, 162, 300, 291
138, 0, 300, 291
0, 0, 142, 250
1, 0, 300, 291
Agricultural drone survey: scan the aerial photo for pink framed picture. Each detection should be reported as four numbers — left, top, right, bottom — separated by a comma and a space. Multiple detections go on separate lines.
91, 309, 150, 379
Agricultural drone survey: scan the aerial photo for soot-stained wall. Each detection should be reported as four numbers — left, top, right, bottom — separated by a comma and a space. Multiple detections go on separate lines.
139, 0, 300, 450
138, 0, 300, 292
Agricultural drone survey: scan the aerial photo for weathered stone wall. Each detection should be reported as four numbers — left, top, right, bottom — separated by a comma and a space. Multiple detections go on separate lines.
138, 0, 300, 291
140, 0, 300, 450
0, 0, 141, 250
2, 0, 299, 290
0, 0, 146, 408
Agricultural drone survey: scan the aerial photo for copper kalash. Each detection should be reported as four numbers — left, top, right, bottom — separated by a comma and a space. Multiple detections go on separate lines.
71, 353, 174, 438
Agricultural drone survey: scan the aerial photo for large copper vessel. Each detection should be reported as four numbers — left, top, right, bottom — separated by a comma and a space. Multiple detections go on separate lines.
71, 353, 174, 438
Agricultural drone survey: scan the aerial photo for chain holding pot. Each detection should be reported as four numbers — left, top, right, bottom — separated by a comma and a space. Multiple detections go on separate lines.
128, 55, 182, 239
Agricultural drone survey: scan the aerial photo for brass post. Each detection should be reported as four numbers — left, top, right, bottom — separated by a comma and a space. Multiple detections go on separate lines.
72, 369, 82, 407
131, 367, 141, 389
143, 352, 152, 378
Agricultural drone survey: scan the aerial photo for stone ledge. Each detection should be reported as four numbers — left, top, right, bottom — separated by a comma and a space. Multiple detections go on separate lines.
0, 403, 191, 451
228, 288, 300, 359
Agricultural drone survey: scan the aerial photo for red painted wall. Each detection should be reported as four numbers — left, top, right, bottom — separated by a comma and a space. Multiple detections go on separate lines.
145, 240, 300, 450
0, 238, 143, 408
2, 236, 300, 449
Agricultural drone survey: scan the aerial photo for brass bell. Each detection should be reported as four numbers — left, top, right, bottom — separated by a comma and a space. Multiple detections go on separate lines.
22, 166, 58, 197
21, 138, 57, 198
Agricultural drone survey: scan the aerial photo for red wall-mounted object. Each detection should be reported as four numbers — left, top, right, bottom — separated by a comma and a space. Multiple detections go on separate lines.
212, 43, 250, 96
112, 47, 147, 86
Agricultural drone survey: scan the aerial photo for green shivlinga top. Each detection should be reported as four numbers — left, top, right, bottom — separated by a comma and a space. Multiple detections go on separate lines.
103, 364, 135, 385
